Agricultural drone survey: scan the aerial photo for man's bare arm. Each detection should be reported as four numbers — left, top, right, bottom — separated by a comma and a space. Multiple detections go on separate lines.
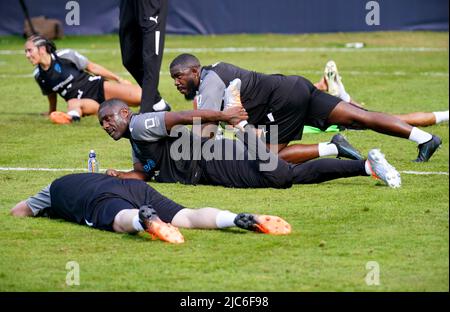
164, 106, 247, 131
105, 162, 151, 181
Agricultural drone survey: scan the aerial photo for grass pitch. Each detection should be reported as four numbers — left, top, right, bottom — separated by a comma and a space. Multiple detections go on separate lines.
0, 32, 448, 291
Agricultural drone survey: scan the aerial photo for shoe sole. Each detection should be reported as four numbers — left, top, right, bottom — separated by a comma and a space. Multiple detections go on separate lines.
254, 215, 292, 235
146, 219, 185, 244
324, 61, 340, 97
224, 79, 242, 108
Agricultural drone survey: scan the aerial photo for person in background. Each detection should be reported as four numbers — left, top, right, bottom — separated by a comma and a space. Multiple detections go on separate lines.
119, 0, 171, 113
25, 35, 142, 124
316, 60, 449, 128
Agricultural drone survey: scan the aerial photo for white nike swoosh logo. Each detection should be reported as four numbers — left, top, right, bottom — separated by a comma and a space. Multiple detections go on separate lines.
85, 219, 94, 227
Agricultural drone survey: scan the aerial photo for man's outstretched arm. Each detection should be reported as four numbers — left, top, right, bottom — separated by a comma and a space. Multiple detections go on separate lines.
164, 106, 247, 131
106, 162, 150, 181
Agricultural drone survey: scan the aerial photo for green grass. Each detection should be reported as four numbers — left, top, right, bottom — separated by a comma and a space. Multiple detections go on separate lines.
0, 32, 448, 291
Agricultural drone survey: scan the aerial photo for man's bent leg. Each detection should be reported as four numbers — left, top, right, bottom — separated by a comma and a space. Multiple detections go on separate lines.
277, 143, 321, 163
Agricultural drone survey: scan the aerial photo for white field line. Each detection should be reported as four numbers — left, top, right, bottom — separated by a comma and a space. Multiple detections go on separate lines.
1, 69, 448, 79
400, 170, 449, 175
0, 167, 448, 176
0, 167, 89, 172
0, 46, 448, 55
2, 46, 447, 78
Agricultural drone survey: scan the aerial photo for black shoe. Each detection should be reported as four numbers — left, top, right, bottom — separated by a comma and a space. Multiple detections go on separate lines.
138, 204, 184, 243
71, 116, 81, 122
414, 135, 442, 162
330, 134, 364, 160
234, 213, 258, 231
234, 213, 291, 235
138, 204, 158, 230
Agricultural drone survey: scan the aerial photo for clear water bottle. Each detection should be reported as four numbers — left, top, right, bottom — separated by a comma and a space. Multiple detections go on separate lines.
87, 150, 99, 173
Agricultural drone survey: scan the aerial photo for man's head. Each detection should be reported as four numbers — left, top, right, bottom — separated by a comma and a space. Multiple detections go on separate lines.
98, 99, 132, 141
169, 54, 201, 100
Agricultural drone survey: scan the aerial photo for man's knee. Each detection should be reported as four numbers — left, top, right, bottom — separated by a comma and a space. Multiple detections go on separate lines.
112, 211, 127, 233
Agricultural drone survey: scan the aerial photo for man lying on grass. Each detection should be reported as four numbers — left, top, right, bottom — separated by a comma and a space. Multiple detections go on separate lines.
10, 173, 291, 244
100, 80, 402, 189
170, 54, 441, 163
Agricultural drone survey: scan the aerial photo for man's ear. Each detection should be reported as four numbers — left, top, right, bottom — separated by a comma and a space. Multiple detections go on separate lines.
120, 108, 130, 118
191, 66, 201, 76
191, 66, 202, 82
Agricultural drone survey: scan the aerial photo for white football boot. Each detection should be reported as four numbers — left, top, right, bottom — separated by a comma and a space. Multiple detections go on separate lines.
367, 149, 401, 188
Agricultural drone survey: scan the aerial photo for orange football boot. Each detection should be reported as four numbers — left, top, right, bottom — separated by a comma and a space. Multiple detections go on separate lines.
139, 205, 184, 244
49, 111, 72, 124
234, 213, 292, 235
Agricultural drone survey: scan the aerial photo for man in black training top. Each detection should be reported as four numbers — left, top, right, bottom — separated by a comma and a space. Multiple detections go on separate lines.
100, 81, 402, 189
11, 173, 292, 244
169, 53, 441, 163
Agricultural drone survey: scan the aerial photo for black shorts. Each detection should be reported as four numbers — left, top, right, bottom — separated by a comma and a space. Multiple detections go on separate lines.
201, 158, 289, 189
87, 189, 184, 232
63, 76, 105, 104
89, 197, 135, 231
263, 76, 341, 144
48, 174, 184, 232
199, 138, 292, 189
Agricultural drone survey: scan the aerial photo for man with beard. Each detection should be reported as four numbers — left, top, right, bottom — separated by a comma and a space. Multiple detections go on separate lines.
169, 53, 441, 164
98, 82, 401, 189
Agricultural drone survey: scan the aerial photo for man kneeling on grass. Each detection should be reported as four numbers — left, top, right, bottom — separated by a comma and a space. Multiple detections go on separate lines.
10, 173, 291, 244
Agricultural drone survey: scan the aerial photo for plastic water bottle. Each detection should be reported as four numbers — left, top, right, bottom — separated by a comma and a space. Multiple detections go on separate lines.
87, 150, 99, 173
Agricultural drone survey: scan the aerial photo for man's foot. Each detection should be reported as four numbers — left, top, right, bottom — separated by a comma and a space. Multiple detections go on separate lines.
49, 111, 73, 124
224, 78, 242, 109
331, 134, 364, 160
138, 205, 184, 244
324, 60, 341, 97
234, 213, 291, 235
367, 149, 401, 188
224, 78, 248, 131
152, 99, 171, 112
414, 135, 442, 162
